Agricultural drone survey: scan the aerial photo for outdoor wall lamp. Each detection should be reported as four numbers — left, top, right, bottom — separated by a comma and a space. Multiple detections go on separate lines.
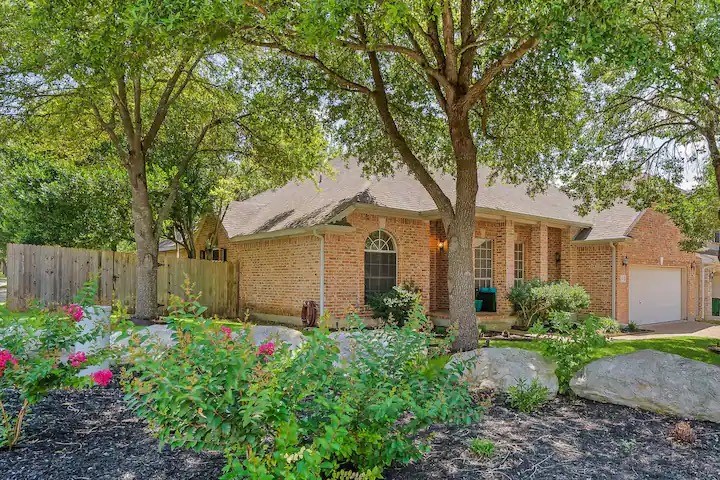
438, 240, 447, 252
622, 256, 629, 266
555, 252, 561, 263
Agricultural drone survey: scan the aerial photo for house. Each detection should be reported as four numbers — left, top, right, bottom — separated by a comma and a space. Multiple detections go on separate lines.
183, 158, 702, 328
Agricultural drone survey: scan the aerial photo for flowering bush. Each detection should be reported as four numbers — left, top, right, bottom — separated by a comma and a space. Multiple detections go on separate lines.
367, 281, 423, 327
123, 299, 478, 479
0, 280, 115, 448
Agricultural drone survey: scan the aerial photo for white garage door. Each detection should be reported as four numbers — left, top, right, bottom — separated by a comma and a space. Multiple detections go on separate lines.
629, 266, 682, 325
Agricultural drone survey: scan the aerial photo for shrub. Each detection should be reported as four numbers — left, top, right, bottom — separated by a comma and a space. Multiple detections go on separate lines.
123, 298, 479, 479
469, 438, 495, 458
508, 280, 590, 328
0, 280, 114, 448
367, 281, 422, 327
507, 378, 550, 413
530, 316, 607, 393
595, 316, 621, 334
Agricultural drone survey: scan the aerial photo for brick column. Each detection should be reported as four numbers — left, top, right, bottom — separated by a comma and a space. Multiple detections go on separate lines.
559, 227, 578, 284
495, 219, 515, 314
529, 222, 549, 281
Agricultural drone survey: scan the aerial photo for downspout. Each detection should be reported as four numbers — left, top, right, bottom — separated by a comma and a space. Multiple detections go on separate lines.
610, 242, 617, 320
312, 229, 325, 316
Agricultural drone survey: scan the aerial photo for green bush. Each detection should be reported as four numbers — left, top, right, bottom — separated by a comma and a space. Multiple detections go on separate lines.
0, 280, 115, 448
595, 316, 621, 334
123, 297, 479, 479
530, 315, 607, 393
508, 279, 590, 328
367, 281, 422, 327
507, 378, 549, 413
469, 438, 495, 457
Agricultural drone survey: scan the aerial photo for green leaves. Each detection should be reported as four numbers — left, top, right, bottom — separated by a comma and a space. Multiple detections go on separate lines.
124, 297, 479, 478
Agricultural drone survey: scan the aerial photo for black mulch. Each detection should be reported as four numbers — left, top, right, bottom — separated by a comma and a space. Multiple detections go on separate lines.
387, 396, 720, 480
0, 386, 225, 480
2, 386, 719, 480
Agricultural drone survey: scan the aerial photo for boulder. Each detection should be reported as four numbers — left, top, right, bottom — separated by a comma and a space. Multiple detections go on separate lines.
248, 325, 306, 350
570, 350, 720, 423
446, 347, 559, 397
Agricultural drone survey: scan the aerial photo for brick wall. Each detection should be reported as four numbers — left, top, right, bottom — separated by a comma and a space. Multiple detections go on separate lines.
575, 244, 614, 317
429, 220, 448, 310
615, 209, 699, 323
324, 212, 431, 321
547, 227, 562, 281
236, 235, 320, 317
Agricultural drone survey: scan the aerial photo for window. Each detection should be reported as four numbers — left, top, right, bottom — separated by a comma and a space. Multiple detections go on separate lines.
514, 243, 525, 286
200, 248, 227, 262
364, 230, 397, 301
714, 231, 720, 243
474, 239, 493, 288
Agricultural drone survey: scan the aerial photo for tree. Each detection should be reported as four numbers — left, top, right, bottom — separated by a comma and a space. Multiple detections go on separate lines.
243, 0, 631, 350
0, 148, 134, 257
566, 0, 720, 247
0, 1, 326, 320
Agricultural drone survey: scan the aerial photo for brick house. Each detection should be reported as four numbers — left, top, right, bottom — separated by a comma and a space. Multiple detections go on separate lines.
164, 159, 702, 327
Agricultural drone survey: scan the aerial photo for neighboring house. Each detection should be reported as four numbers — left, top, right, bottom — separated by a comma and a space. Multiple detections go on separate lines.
182, 158, 702, 327
697, 238, 720, 321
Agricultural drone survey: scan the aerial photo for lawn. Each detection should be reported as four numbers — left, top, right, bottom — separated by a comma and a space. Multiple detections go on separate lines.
492, 336, 720, 366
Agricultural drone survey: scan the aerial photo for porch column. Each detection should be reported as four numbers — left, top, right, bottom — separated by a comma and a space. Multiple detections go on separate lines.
559, 227, 579, 284
530, 222, 549, 281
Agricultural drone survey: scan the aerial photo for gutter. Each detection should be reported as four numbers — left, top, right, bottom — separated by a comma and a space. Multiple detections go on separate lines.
610, 242, 617, 320
312, 229, 325, 316
229, 224, 355, 242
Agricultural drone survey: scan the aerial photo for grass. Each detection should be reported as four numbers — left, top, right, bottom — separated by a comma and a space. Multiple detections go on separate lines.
492, 336, 720, 366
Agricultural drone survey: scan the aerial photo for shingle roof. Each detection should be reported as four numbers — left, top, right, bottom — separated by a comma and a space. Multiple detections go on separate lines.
221, 158, 643, 242
574, 204, 644, 242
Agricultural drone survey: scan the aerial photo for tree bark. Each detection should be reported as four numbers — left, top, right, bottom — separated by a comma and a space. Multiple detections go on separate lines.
127, 153, 159, 321
444, 110, 480, 351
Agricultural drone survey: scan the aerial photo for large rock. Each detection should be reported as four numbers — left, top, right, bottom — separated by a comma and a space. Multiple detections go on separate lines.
248, 325, 306, 350
446, 347, 559, 397
570, 350, 720, 423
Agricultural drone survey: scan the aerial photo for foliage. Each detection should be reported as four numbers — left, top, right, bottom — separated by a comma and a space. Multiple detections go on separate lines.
595, 316, 621, 334
668, 421, 697, 444
0, 280, 114, 448
123, 297, 478, 479
625, 322, 639, 333
367, 281, 422, 327
0, 149, 134, 258
508, 280, 591, 328
469, 438, 496, 458
507, 378, 550, 413
529, 316, 608, 393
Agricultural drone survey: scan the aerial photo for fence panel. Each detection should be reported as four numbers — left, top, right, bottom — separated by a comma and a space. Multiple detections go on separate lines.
5, 243, 237, 317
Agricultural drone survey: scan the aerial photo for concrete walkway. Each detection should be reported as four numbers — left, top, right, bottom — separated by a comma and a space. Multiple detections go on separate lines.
614, 320, 720, 340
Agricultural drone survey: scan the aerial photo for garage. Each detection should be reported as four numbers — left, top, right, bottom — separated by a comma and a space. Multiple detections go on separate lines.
628, 266, 683, 325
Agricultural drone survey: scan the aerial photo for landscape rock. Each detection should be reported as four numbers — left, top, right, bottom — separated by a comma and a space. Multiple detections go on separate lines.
570, 350, 720, 423
248, 325, 306, 350
446, 347, 559, 397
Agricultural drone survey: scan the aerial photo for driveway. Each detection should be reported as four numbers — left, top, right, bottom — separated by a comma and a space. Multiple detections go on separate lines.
614, 320, 720, 340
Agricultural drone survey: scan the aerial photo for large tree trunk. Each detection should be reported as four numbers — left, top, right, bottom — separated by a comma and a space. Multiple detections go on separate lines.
128, 154, 159, 322
445, 111, 480, 351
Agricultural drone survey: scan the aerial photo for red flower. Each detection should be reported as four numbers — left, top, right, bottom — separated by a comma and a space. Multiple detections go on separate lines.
91, 369, 113, 387
220, 326, 233, 340
257, 342, 275, 356
0, 349, 18, 376
68, 351, 87, 368
62, 304, 84, 322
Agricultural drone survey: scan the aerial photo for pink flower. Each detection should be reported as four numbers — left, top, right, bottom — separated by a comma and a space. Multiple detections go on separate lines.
257, 342, 275, 357
68, 351, 87, 368
0, 349, 18, 376
220, 326, 233, 340
62, 304, 84, 322
90, 369, 113, 387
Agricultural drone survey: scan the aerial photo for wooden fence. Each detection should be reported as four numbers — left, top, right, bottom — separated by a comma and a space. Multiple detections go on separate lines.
5, 243, 239, 317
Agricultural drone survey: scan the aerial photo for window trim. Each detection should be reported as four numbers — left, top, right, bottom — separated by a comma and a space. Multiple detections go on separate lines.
514, 242, 525, 287
363, 229, 398, 302
473, 238, 493, 289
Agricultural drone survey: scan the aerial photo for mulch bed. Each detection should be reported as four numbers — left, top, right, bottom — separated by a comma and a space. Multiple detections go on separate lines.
2, 386, 719, 480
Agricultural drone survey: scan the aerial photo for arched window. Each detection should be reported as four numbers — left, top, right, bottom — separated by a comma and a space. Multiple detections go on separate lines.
364, 230, 397, 300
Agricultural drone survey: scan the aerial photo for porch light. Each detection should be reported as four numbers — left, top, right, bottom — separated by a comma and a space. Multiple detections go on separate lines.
438, 240, 446, 252
555, 252, 561, 263
622, 256, 629, 266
